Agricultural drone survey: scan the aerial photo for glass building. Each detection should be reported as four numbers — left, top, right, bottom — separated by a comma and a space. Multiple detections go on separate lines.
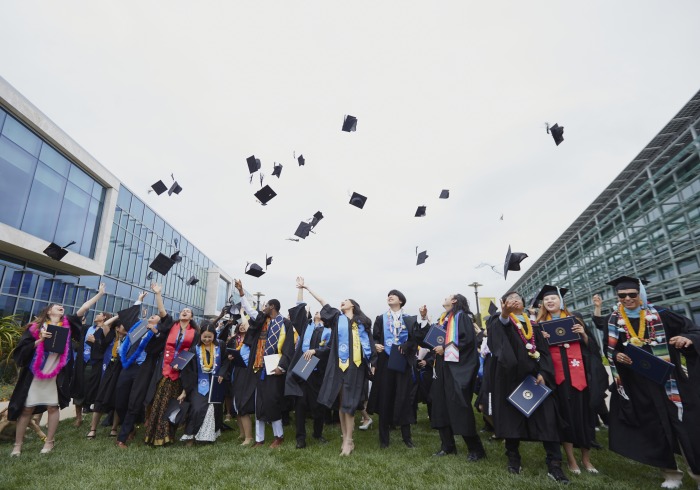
510, 89, 700, 324
0, 76, 240, 325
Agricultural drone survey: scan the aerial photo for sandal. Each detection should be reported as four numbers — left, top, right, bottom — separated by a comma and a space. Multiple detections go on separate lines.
10, 444, 22, 457
87, 430, 97, 439
109, 429, 118, 437
40, 440, 55, 454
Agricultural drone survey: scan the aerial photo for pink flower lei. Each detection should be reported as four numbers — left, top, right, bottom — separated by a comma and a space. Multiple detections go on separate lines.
29, 316, 71, 380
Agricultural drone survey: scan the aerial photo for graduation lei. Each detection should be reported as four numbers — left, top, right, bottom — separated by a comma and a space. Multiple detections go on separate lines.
509, 313, 540, 359
29, 317, 71, 380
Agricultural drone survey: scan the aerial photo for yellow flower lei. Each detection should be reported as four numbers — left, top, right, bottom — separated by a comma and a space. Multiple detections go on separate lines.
200, 343, 215, 371
509, 313, 534, 340
618, 304, 647, 347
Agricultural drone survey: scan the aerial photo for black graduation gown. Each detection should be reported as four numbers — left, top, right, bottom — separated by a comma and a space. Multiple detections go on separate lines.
599, 307, 700, 472
486, 315, 560, 442
284, 321, 330, 413
317, 304, 377, 415
181, 340, 228, 436
70, 323, 109, 404
8, 315, 83, 421
93, 329, 122, 413
229, 335, 255, 415
418, 312, 480, 436
240, 312, 295, 422
367, 313, 419, 426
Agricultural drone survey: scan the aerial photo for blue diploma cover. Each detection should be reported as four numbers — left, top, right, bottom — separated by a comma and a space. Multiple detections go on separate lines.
507, 375, 552, 418
624, 344, 675, 385
540, 317, 581, 346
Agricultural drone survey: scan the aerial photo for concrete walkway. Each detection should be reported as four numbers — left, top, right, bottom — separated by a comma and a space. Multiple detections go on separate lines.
1, 400, 77, 426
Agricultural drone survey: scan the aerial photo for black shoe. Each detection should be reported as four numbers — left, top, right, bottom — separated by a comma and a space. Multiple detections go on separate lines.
403, 439, 415, 449
507, 452, 522, 474
433, 449, 457, 457
467, 451, 486, 462
313, 436, 328, 444
547, 462, 570, 484
296, 440, 306, 449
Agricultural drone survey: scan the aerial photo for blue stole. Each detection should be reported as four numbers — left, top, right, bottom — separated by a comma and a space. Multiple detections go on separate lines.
337, 315, 371, 364
300, 322, 321, 352
196, 344, 221, 396
320, 327, 331, 346
265, 315, 285, 355
119, 320, 155, 369
383, 312, 408, 355
83, 325, 97, 362
230, 344, 250, 383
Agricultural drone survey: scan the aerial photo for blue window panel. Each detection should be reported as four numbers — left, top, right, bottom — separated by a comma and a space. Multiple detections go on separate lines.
67, 164, 93, 193
1, 268, 22, 295
130, 197, 145, 222
0, 136, 36, 228
36, 277, 54, 301
55, 183, 91, 253
80, 198, 102, 257
21, 162, 66, 241
2, 116, 42, 156
116, 186, 132, 212
0, 295, 17, 317
20, 271, 39, 297
0, 109, 6, 131
50, 281, 67, 303
91, 180, 104, 200
153, 215, 165, 236
39, 144, 71, 176
142, 206, 155, 229
15, 298, 34, 325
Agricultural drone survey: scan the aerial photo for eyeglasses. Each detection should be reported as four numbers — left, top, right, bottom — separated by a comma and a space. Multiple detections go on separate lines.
617, 292, 639, 299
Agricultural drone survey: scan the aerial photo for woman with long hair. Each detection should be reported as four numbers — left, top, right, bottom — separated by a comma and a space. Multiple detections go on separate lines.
8, 283, 106, 456
228, 316, 254, 445
298, 279, 376, 456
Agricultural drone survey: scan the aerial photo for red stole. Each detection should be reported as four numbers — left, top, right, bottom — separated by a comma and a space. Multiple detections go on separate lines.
162, 323, 195, 381
547, 312, 587, 390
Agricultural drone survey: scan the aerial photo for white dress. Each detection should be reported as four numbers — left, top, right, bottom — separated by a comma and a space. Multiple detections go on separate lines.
25, 353, 60, 407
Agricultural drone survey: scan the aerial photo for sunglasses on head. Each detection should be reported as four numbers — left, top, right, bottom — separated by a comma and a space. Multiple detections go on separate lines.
618, 292, 639, 299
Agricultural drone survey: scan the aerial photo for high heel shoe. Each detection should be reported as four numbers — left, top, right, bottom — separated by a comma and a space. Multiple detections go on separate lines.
10, 444, 21, 457
40, 440, 55, 454
359, 418, 373, 430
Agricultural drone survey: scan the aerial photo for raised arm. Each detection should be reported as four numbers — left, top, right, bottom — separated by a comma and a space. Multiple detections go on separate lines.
151, 283, 166, 318
76, 283, 106, 317
297, 276, 304, 303
235, 279, 258, 320
298, 278, 326, 307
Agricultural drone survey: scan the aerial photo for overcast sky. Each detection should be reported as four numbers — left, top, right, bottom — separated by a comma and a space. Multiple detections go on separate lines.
2, 1, 700, 319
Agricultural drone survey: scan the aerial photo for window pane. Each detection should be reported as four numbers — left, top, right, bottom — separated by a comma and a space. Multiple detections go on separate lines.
36, 276, 54, 301
68, 164, 93, 193
20, 272, 38, 297
1, 268, 22, 295
21, 162, 66, 240
2, 116, 42, 156
0, 136, 36, 227
15, 298, 34, 326
130, 197, 145, 222
39, 144, 70, 176
0, 295, 16, 317
80, 198, 102, 257
55, 183, 90, 251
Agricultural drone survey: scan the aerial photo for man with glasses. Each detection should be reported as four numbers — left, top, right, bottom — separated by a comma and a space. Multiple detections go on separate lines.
594, 276, 700, 490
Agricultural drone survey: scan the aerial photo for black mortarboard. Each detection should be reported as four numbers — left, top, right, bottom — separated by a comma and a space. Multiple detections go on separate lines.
150, 180, 168, 195
272, 163, 283, 178
294, 222, 312, 239
245, 263, 265, 277
116, 304, 142, 331
170, 251, 182, 263
298, 154, 305, 166
416, 250, 428, 265
186, 276, 199, 286
310, 211, 324, 227
342, 115, 358, 132
146, 271, 154, 281
439, 189, 449, 199
164, 399, 189, 425
149, 253, 176, 275
254, 185, 277, 205
266, 254, 272, 269
533, 284, 569, 305
606, 276, 647, 291
43, 241, 75, 261
349, 192, 367, 209
488, 301, 498, 316
246, 155, 261, 174
415, 206, 427, 217
168, 182, 182, 195
503, 245, 528, 279
547, 123, 564, 146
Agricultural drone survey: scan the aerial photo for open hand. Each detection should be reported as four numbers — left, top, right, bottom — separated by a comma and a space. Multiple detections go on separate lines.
669, 336, 693, 349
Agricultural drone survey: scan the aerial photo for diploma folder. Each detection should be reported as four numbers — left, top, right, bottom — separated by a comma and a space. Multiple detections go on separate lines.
44, 324, 69, 353
208, 376, 225, 404
507, 375, 552, 418
387, 347, 408, 373
291, 355, 320, 381
540, 317, 581, 346
624, 344, 675, 385
170, 350, 195, 370
264, 354, 281, 375
226, 348, 247, 368
422, 324, 446, 350
128, 322, 149, 345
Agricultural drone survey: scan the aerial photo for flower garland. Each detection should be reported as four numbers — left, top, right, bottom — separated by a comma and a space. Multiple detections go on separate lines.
616, 303, 659, 347
29, 317, 71, 380
200, 343, 215, 372
509, 313, 540, 359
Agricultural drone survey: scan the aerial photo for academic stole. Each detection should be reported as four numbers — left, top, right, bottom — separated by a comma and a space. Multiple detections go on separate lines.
606, 304, 683, 420
253, 317, 270, 372
441, 311, 460, 362
162, 324, 195, 381
546, 312, 586, 390
338, 315, 370, 371
196, 343, 220, 395
384, 311, 407, 355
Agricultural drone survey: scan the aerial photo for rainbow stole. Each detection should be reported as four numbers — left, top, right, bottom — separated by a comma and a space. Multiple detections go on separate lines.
442, 311, 459, 347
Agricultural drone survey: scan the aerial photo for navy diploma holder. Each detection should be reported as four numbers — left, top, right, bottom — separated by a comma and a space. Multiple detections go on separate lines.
44, 324, 69, 354
387, 346, 408, 373
422, 324, 446, 350
226, 347, 247, 368
624, 344, 675, 385
540, 317, 580, 346
507, 375, 552, 418
291, 355, 320, 381
170, 350, 195, 370
208, 376, 225, 403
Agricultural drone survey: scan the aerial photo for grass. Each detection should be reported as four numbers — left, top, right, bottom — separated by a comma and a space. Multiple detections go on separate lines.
0, 406, 696, 490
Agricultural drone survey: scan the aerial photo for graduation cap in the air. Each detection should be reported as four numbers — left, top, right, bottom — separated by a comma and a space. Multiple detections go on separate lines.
254, 185, 277, 205
488, 301, 498, 317
167, 181, 182, 196
43, 241, 76, 261
415, 206, 427, 217
310, 211, 324, 228
349, 192, 367, 209
342, 115, 358, 132
246, 155, 262, 174
298, 154, 305, 166
170, 251, 182, 263
245, 262, 266, 277
186, 276, 199, 286
533, 284, 569, 307
149, 253, 176, 275
294, 222, 312, 239
150, 180, 168, 195
266, 255, 273, 269
503, 245, 528, 279
416, 250, 429, 266
439, 189, 449, 199
272, 163, 283, 178
546, 123, 564, 146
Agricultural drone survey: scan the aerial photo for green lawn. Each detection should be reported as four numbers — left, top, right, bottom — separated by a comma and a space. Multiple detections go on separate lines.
1, 407, 696, 489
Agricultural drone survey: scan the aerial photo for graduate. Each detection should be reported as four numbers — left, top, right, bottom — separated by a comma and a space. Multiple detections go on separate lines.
300, 280, 376, 456
8, 284, 106, 456
417, 294, 486, 461
534, 284, 606, 475
115, 285, 170, 448
285, 277, 332, 449
180, 322, 227, 445
367, 289, 420, 448
87, 312, 128, 438
594, 276, 700, 489
486, 291, 568, 483
414, 345, 434, 421
228, 315, 254, 446
234, 278, 295, 448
